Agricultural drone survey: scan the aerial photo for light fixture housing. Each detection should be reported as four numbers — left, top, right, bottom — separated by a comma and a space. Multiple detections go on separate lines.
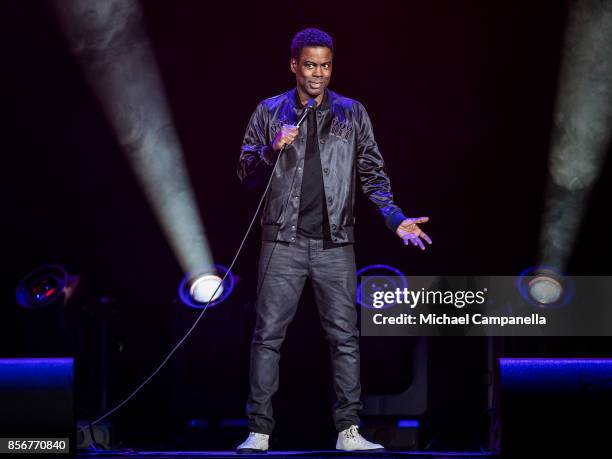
178, 264, 235, 309
517, 266, 573, 309
16, 265, 79, 309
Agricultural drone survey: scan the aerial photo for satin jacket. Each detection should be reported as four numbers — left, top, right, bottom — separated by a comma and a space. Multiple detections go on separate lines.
237, 88, 407, 243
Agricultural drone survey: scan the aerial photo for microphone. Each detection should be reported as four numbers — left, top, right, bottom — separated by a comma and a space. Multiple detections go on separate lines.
294, 98, 317, 129
276, 99, 316, 157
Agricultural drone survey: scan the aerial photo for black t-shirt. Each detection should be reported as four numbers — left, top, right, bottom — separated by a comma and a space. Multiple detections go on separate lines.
296, 105, 331, 240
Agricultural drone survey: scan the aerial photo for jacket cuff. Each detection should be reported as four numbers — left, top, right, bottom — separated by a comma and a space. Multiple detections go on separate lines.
260, 144, 278, 166
385, 210, 408, 233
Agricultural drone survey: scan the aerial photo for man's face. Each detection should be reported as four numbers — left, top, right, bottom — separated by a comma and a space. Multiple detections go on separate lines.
291, 46, 333, 100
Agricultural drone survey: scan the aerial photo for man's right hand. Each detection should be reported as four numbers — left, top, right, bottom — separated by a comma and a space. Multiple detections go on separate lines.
272, 124, 299, 152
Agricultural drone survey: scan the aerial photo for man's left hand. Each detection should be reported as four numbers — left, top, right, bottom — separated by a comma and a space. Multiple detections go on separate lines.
396, 217, 432, 250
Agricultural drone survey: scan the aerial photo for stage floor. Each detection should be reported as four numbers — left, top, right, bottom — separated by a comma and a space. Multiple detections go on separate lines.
75, 450, 496, 458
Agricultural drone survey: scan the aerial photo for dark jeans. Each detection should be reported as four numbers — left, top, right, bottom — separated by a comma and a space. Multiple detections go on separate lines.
246, 234, 362, 434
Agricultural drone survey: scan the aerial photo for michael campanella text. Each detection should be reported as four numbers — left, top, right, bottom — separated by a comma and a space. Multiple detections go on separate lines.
373, 313, 547, 327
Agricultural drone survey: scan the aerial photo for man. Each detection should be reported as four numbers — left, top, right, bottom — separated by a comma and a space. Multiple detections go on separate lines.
236, 28, 431, 453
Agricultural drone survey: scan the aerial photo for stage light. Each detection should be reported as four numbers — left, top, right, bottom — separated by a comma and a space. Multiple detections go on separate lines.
51, 0, 214, 276
190, 274, 224, 303
16, 264, 80, 309
179, 264, 235, 309
527, 275, 563, 305
356, 264, 407, 309
517, 266, 574, 309
397, 420, 420, 428
539, 1, 612, 271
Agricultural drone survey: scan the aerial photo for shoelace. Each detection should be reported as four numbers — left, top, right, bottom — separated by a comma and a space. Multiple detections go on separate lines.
345, 426, 360, 439
344, 426, 374, 446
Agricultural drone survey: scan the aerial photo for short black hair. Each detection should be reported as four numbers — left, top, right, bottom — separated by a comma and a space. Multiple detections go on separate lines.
291, 28, 333, 60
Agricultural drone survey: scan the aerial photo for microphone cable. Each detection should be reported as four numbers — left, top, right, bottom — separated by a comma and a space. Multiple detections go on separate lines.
78, 100, 316, 437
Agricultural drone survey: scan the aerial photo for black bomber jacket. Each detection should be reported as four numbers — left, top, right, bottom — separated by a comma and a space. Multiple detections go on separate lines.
237, 88, 407, 243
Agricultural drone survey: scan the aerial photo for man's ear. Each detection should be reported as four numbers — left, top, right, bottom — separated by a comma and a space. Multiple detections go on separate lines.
290, 58, 297, 74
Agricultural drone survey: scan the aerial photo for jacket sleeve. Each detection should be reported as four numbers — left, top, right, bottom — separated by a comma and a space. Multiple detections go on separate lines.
237, 103, 279, 189
355, 102, 407, 232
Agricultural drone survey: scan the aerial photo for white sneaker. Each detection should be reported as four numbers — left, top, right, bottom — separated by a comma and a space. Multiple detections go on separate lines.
336, 425, 385, 451
236, 432, 269, 454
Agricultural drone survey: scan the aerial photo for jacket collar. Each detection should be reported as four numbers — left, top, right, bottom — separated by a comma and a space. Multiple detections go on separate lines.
291, 87, 332, 112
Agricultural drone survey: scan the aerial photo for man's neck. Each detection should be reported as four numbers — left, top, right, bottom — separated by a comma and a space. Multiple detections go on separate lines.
296, 87, 324, 107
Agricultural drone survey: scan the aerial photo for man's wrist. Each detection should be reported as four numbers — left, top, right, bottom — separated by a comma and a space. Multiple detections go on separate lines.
386, 210, 407, 233
260, 144, 278, 166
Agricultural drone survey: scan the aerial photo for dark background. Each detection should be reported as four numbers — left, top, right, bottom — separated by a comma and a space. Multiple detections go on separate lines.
1, 0, 611, 452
